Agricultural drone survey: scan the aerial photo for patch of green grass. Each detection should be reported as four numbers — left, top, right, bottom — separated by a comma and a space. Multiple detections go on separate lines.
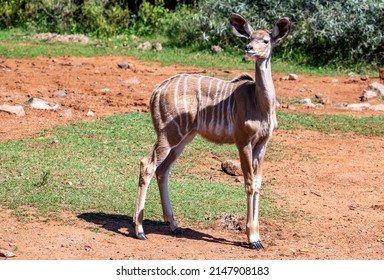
0, 113, 283, 226
1, 111, 382, 225
0, 28, 370, 76
277, 112, 384, 137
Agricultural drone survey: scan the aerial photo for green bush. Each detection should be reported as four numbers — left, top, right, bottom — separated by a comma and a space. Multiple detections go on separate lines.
0, 0, 25, 28
0, 0, 130, 37
132, 0, 168, 36
79, 1, 130, 36
170, 0, 384, 66
1, 0, 382, 68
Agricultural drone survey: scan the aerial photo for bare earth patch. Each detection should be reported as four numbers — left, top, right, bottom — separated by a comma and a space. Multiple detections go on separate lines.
0, 56, 383, 259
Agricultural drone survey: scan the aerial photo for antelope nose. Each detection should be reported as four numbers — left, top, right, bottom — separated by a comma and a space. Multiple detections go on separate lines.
245, 45, 253, 52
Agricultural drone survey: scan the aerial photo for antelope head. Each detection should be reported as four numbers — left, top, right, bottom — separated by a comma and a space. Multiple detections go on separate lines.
230, 14, 290, 60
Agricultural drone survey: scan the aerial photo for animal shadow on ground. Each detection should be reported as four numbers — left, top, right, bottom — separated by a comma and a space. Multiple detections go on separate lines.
78, 212, 245, 248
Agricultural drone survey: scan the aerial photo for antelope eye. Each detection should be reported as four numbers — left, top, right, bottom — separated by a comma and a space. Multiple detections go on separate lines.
263, 39, 269, 44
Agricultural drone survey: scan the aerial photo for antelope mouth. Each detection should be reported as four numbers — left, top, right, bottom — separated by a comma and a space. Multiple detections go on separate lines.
245, 50, 258, 59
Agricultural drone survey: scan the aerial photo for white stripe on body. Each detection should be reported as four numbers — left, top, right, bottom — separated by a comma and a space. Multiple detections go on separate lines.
209, 80, 222, 131
196, 76, 204, 130
156, 74, 246, 143
182, 75, 189, 133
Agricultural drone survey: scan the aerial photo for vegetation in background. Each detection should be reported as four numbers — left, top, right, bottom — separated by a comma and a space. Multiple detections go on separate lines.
174, 0, 384, 68
0, 0, 383, 70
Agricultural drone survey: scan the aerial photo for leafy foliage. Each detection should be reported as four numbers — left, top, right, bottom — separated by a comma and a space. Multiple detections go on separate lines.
171, 0, 384, 66
0, 0, 383, 67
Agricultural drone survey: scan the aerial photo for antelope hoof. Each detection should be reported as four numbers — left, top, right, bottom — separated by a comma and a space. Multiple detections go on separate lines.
136, 233, 148, 240
249, 241, 264, 250
172, 227, 183, 235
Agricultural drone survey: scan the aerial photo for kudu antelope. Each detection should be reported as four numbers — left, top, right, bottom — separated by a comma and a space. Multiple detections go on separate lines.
133, 14, 290, 249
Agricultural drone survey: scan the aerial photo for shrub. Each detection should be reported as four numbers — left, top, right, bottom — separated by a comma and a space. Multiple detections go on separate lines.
0, 0, 130, 37
132, 0, 168, 36
171, 0, 384, 66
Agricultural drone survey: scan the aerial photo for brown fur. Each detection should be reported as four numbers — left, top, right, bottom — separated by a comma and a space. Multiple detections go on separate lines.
133, 14, 290, 249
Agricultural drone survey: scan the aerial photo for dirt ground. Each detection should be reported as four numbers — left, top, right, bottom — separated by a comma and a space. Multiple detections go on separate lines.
0, 56, 383, 260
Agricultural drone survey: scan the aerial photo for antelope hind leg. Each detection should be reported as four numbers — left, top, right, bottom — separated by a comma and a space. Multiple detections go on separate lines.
133, 145, 164, 240
156, 132, 197, 235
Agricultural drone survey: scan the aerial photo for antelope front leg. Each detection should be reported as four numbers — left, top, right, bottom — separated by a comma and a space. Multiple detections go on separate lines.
238, 143, 264, 249
249, 144, 267, 249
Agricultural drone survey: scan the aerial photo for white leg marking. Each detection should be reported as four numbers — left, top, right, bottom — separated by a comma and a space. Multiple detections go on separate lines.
255, 175, 262, 193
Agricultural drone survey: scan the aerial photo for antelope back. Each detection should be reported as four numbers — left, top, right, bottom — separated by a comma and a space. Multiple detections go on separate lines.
150, 73, 254, 144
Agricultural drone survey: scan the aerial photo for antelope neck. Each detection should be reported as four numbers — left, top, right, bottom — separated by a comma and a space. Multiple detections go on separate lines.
254, 56, 276, 113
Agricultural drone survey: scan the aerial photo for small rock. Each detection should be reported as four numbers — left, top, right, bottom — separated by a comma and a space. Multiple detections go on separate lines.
333, 103, 348, 108
86, 110, 95, 117
347, 103, 371, 110
211, 45, 223, 53
0, 249, 16, 258
126, 77, 140, 84
360, 82, 384, 101
53, 89, 67, 98
60, 108, 73, 118
27, 98, 60, 110
221, 160, 242, 176
4, 95, 13, 102
300, 98, 316, 108
153, 42, 163, 52
288, 73, 299, 80
360, 90, 378, 101
0, 104, 25, 116
117, 62, 132, 69
137, 41, 152, 51
300, 98, 312, 105
370, 104, 384, 111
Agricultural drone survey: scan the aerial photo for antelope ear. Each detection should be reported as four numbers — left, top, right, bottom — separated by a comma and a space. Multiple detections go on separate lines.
230, 13, 254, 39
271, 18, 290, 46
